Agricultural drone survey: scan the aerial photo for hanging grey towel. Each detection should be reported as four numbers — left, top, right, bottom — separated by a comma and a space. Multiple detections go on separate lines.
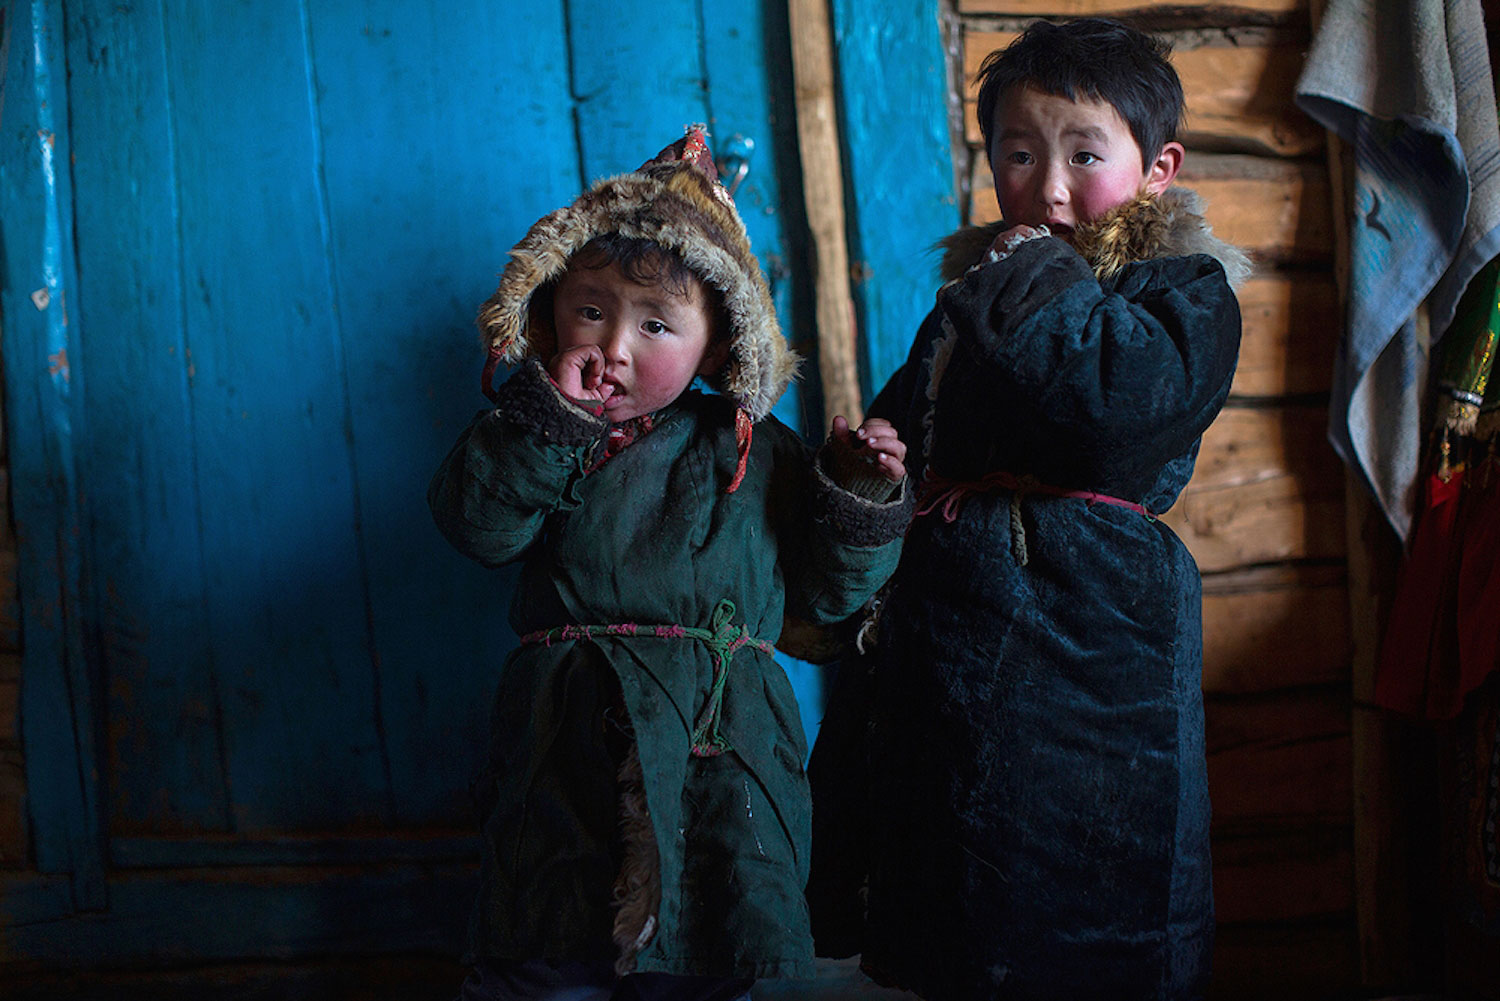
1295, 0, 1500, 540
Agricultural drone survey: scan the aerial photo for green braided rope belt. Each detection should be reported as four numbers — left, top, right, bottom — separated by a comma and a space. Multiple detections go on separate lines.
519, 598, 774, 757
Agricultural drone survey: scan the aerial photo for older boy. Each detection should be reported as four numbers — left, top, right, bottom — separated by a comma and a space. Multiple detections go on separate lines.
807, 19, 1249, 1001
430, 128, 909, 1001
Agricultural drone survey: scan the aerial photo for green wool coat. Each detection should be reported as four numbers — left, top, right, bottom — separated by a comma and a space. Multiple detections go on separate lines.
429, 360, 908, 979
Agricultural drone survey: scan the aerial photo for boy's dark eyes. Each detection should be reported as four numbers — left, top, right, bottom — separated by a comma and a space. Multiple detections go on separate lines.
1072, 151, 1101, 165
1005, 151, 1033, 165
642, 319, 669, 335
579, 306, 603, 320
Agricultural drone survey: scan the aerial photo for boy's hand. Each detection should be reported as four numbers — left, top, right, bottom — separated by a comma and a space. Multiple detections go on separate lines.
548, 345, 614, 406
985, 223, 1047, 260
828, 415, 906, 484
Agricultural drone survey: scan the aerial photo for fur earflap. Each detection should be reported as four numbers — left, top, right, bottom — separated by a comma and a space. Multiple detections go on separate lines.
938, 186, 1250, 289
478, 128, 799, 422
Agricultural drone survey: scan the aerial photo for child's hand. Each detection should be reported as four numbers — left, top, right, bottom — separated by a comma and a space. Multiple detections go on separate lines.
829, 415, 907, 484
985, 223, 1047, 260
548, 345, 614, 406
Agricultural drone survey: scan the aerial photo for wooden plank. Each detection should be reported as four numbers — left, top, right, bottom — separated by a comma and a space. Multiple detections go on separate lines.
1211, 822, 1353, 923
0, 747, 26, 868
301, 2, 576, 828
702, 3, 810, 431
0, 654, 20, 867
0, 544, 17, 652
0, 675, 16, 746
830, 0, 962, 397
5, 955, 465, 1001
1186, 406, 1338, 490
1201, 566, 1349, 693
0, 864, 475, 967
958, 0, 1307, 15
961, 30, 1322, 157
1209, 916, 1360, 1001
158, 2, 389, 832
1177, 154, 1335, 265
790, 0, 863, 425
1162, 404, 1346, 572
1165, 475, 1344, 572
1346, 472, 1416, 987
0, 872, 74, 929
970, 153, 1335, 265
64, 0, 227, 838
1, 461, 16, 657
1205, 687, 1352, 825
110, 833, 477, 869
569, 0, 708, 179
0, 0, 106, 903
1232, 273, 1339, 398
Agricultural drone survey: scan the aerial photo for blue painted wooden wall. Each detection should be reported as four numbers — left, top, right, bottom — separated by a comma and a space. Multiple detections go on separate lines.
0, 0, 953, 966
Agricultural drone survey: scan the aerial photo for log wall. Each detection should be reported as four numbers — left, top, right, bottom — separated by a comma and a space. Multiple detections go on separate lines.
953, 2, 1357, 996
0, 399, 24, 870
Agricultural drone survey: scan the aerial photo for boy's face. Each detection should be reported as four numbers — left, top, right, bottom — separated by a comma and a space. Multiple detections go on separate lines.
551, 259, 726, 422
987, 85, 1182, 241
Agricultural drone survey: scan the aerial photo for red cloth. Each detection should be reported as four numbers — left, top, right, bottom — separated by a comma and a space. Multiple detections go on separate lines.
1456, 452, 1500, 695
1375, 462, 1468, 718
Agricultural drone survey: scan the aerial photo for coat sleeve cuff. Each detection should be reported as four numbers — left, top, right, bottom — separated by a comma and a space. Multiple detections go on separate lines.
811, 456, 914, 548
490, 357, 608, 446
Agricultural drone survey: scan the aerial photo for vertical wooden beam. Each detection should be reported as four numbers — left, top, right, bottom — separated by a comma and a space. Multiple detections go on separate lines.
0, 0, 106, 907
1347, 473, 1418, 988
829, 0, 960, 396
1309, 0, 1423, 986
788, 0, 862, 426
700, 2, 809, 432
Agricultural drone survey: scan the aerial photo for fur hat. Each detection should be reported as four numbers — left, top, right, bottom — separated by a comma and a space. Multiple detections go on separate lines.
478, 126, 799, 422
938, 187, 1251, 288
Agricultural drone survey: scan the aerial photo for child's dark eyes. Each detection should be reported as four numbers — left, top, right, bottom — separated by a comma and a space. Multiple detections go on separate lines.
579, 305, 603, 321
641, 319, 669, 336
1071, 151, 1101, 165
1005, 150, 1033, 165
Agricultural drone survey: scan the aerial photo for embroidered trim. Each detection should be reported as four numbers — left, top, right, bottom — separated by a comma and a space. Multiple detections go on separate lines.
586, 414, 657, 474
518, 598, 773, 758
967, 223, 1052, 274
921, 317, 960, 464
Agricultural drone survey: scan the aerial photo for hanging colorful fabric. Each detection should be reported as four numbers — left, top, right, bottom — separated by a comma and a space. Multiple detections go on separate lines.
1375, 256, 1500, 718
1455, 261, 1500, 695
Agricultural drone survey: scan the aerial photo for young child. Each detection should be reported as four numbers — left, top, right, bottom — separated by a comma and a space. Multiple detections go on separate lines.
429, 128, 910, 1001
806, 18, 1250, 1000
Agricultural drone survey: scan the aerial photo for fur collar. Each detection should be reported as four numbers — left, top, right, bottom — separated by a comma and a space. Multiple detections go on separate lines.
478, 154, 799, 422
938, 187, 1251, 288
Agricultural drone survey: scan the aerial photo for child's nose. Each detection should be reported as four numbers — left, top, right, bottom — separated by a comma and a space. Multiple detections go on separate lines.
1038, 162, 1068, 205
600, 327, 630, 363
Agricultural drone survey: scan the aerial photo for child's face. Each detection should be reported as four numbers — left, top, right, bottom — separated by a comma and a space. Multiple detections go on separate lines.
987, 86, 1181, 241
551, 259, 726, 422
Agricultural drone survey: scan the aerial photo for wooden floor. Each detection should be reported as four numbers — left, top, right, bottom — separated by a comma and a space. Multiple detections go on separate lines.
4, 956, 915, 1001
5, 953, 1439, 1001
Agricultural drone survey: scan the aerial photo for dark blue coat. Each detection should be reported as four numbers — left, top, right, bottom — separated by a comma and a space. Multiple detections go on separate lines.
808, 191, 1244, 1001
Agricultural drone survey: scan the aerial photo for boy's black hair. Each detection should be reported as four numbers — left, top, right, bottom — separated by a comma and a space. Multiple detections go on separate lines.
975, 18, 1184, 170
539, 233, 732, 344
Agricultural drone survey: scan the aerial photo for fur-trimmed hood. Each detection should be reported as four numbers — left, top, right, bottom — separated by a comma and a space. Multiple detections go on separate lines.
477, 128, 799, 422
938, 187, 1251, 289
